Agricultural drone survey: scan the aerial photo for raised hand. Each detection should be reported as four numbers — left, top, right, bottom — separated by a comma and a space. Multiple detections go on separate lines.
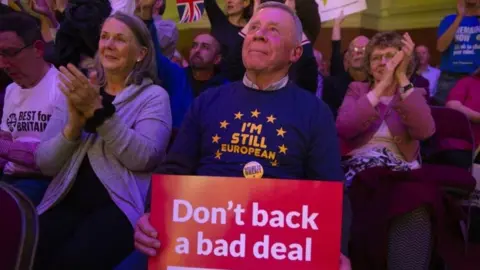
372, 50, 405, 97
334, 10, 346, 26
32, 0, 53, 16
395, 32, 415, 81
457, 0, 465, 16
58, 64, 102, 119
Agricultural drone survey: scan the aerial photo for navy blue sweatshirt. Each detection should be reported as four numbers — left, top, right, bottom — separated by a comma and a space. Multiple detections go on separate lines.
158, 81, 343, 180
153, 81, 351, 255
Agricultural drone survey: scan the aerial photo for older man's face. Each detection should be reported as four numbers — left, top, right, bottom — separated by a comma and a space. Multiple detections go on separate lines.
242, 7, 301, 73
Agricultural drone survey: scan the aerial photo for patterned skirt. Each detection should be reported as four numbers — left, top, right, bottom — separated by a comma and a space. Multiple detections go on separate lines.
342, 147, 412, 187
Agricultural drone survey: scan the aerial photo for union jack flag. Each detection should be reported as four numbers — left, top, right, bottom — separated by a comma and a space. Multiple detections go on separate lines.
176, 0, 205, 23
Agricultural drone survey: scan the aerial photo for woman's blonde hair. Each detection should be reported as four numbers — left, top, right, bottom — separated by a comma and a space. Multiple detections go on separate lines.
364, 31, 416, 84
94, 12, 158, 87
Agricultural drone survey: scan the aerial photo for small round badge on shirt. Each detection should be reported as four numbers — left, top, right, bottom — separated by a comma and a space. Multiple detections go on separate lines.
243, 161, 264, 178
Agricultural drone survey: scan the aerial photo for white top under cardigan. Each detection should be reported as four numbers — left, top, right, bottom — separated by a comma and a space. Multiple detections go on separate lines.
35, 79, 172, 226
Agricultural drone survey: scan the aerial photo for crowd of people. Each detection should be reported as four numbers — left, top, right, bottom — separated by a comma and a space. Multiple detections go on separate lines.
0, 0, 479, 269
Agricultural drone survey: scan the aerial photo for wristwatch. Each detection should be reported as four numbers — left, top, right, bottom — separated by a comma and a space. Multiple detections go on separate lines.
399, 83, 414, 94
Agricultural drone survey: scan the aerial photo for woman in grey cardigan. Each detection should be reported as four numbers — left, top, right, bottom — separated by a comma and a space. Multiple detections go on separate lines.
33, 12, 172, 270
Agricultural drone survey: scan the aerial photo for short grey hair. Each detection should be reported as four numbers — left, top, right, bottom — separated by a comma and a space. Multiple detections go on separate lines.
94, 12, 158, 87
256, 2, 303, 45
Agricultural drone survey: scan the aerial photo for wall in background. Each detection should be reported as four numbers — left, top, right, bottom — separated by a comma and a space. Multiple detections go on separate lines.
172, 0, 457, 66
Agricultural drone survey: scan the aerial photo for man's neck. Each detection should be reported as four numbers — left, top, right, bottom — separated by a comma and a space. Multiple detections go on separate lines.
245, 70, 288, 90
191, 68, 215, 81
22, 61, 50, 88
228, 13, 246, 27
348, 68, 367, 82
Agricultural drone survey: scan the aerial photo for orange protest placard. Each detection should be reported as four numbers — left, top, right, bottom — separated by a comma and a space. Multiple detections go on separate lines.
149, 175, 344, 270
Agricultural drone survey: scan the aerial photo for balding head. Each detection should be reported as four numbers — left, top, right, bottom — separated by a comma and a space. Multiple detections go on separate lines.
348, 35, 369, 70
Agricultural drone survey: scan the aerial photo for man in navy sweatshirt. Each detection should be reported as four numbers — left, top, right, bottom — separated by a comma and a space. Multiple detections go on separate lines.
118, 2, 351, 269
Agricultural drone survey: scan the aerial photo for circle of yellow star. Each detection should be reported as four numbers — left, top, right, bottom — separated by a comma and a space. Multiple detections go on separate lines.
214, 150, 223, 159
251, 109, 261, 118
234, 112, 244, 120
212, 134, 221, 143
220, 120, 230, 129
266, 114, 276, 124
276, 127, 287, 137
278, 144, 288, 154
271, 160, 279, 167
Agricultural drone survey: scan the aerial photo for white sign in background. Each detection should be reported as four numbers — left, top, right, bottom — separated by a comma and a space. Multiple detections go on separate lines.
316, 0, 368, 22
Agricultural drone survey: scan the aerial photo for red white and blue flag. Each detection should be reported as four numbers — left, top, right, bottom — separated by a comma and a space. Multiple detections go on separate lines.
176, 0, 205, 23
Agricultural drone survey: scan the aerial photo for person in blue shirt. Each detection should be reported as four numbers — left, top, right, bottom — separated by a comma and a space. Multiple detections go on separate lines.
434, 0, 479, 105
136, 5, 228, 128
118, 2, 352, 270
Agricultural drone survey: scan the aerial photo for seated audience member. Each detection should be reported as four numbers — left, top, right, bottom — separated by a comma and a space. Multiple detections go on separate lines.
184, 33, 228, 97
435, 0, 479, 105
0, 12, 58, 206
409, 55, 430, 97
118, 2, 351, 269
336, 32, 435, 269
322, 35, 369, 118
415, 45, 440, 97
33, 12, 172, 269
224, 0, 319, 93
152, 0, 178, 60
446, 67, 480, 156
136, 3, 227, 128
337, 31, 434, 185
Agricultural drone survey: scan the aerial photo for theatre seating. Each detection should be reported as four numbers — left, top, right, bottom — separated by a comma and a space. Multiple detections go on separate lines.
0, 182, 39, 270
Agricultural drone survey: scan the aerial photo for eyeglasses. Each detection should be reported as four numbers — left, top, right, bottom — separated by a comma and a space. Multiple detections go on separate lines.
0, 44, 32, 58
370, 52, 397, 64
350, 46, 366, 53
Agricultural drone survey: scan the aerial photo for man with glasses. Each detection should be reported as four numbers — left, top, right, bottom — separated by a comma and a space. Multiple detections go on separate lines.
322, 36, 369, 118
0, 12, 59, 206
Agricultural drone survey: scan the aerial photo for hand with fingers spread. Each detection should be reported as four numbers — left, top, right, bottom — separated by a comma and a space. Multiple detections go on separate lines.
372, 50, 405, 98
134, 213, 161, 256
58, 64, 103, 119
395, 32, 415, 82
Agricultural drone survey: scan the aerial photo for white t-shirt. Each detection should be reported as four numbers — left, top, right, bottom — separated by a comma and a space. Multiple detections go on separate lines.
1, 66, 60, 174
110, 0, 135, 14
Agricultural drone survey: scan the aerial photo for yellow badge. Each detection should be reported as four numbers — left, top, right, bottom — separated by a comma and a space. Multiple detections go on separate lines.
243, 161, 264, 178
